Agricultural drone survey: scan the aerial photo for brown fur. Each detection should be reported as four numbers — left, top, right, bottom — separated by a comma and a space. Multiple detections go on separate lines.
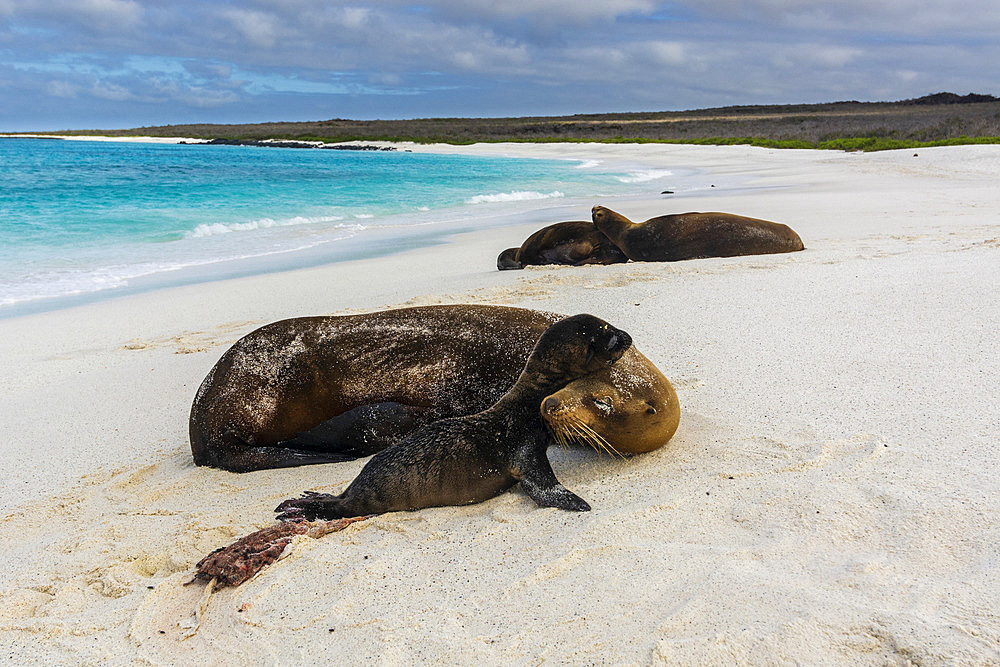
592, 205, 804, 262
497, 221, 627, 270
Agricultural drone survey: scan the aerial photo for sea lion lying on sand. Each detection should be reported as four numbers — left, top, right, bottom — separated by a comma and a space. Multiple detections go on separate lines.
591, 205, 804, 262
497, 220, 628, 270
190, 305, 679, 473
193, 314, 633, 587
275, 314, 630, 519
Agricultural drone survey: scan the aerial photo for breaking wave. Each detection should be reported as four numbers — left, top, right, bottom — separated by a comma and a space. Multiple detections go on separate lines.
184, 215, 349, 238
465, 190, 564, 204
616, 169, 673, 183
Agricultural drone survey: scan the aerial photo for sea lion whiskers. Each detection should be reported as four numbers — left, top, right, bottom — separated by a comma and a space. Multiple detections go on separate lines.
545, 421, 572, 450
551, 413, 623, 458
570, 418, 617, 458
576, 418, 624, 458
545, 410, 600, 453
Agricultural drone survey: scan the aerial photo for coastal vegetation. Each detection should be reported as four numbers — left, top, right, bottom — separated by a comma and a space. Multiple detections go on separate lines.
47, 93, 1000, 151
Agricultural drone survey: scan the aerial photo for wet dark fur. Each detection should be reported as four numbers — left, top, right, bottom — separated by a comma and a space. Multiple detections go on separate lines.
592, 205, 804, 262
274, 314, 631, 519
497, 221, 628, 270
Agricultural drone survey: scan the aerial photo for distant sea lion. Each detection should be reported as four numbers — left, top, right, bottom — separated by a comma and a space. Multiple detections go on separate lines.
591, 205, 804, 262
190, 305, 679, 473
497, 220, 628, 270
274, 314, 632, 520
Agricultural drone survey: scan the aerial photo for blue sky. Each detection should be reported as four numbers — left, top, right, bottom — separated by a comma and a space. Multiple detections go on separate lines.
2, 0, 997, 131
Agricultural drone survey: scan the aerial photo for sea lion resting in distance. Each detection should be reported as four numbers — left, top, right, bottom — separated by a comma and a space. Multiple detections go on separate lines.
497, 220, 628, 270
190, 305, 679, 473
591, 205, 804, 262
194, 314, 633, 587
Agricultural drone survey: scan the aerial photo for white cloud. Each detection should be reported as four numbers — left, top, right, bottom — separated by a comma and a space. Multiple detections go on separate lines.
16, 0, 145, 31
91, 80, 135, 101
808, 46, 863, 68
560, 46, 628, 71
46, 79, 80, 98
337, 6, 371, 29
76, 0, 142, 29
219, 8, 279, 48
644, 41, 687, 66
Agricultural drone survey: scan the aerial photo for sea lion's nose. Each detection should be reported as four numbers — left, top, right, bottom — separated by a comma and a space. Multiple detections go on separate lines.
607, 330, 632, 352
543, 397, 560, 413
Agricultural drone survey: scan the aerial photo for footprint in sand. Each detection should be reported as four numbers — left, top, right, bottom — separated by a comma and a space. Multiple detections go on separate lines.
120, 320, 261, 354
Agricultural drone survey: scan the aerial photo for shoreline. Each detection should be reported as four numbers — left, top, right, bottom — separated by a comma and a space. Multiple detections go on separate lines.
0, 133, 209, 143
2, 142, 999, 663
0, 138, 713, 320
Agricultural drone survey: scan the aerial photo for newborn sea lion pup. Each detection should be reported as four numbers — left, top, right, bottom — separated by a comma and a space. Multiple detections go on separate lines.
497, 220, 628, 270
592, 205, 804, 262
275, 314, 632, 520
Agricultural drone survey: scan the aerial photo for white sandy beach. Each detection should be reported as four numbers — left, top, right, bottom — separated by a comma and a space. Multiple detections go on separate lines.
1, 141, 999, 664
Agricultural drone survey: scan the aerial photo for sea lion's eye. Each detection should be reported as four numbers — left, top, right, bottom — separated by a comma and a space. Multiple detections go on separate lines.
593, 397, 612, 410
646, 401, 657, 415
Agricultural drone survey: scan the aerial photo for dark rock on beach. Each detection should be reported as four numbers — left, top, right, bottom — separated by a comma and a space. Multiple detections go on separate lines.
197, 138, 394, 151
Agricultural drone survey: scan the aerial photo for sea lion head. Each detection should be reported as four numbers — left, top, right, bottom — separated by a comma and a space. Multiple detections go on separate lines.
591, 205, 626, 224
497, 247, 522, 270
541, 348, 680, 456
591, 205, 634, 241
526, 314, 632, 383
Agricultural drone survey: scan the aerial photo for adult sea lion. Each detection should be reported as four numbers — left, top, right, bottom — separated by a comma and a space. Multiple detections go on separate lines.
591, 205, 804, 262
190, 305, 679, 473
497, 220, 628, 270
274, 314, 631, 520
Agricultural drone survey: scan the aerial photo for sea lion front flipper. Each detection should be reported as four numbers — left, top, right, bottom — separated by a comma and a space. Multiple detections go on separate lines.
278, 402, 431, 458
515, 447, 591, 512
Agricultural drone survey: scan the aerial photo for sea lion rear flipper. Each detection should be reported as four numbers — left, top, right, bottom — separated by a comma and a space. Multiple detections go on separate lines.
274, 491, 345, 521
279, 402, 431, 458
515, 446, 591, 512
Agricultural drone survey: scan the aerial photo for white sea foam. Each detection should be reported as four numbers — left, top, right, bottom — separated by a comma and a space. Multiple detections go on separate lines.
617, 169, 673, 183
2, 224, 366, 307
0, 263, 173, 307
465, 190, 564, 204
575, 160, 602, 169
185, 215, 348, 238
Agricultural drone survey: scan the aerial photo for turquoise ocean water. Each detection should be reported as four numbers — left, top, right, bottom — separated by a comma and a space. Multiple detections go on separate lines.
0, 138, 686, 316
